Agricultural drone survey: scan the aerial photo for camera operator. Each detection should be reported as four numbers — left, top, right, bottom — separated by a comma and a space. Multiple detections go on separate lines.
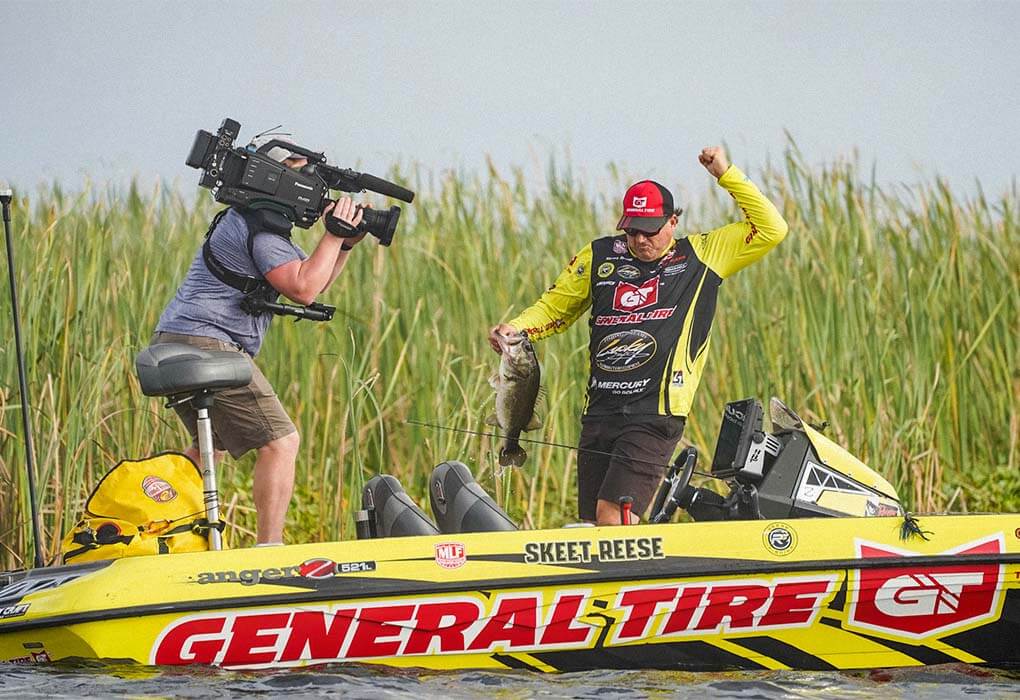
153, 135, 366, 546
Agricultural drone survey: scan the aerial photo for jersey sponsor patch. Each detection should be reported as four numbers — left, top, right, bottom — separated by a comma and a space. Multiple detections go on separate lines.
613, 277, 659, 313
617, 265, 641, 280
594, 307, 676, 326
597, 262, 615, 278
590, 377, 652, 395
594, 330, 657, 372
613, 240, 628, 254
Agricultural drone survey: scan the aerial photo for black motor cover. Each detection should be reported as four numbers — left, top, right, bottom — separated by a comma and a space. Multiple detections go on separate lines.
361, 475, 439, 538
429, 461, 517, 534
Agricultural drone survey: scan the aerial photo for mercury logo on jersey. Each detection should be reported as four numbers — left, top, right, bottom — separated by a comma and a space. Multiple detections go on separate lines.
590, 377, 652, 395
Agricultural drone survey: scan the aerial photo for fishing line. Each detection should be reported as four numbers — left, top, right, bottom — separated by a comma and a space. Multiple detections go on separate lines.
405, 419, 714, 478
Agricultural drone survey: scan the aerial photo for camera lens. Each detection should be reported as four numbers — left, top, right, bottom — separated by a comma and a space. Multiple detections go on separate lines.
357, 205, 402, 246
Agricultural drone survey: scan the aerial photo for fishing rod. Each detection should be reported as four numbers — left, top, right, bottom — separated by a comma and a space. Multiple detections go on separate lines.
405, 418, 714, 478
2, 189, 45, 569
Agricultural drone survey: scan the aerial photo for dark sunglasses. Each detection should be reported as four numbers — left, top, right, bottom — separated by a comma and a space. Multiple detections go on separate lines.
623, 209, 683, 238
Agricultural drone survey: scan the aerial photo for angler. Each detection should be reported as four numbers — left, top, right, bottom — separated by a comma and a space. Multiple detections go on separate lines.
489, 146, 788, 525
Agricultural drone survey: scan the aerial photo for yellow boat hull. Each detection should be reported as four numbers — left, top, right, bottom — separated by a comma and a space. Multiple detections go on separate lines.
2, 515, 1018, 671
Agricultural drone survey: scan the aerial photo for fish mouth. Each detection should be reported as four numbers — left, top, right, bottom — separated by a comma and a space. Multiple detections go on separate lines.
497, 331, 530, 352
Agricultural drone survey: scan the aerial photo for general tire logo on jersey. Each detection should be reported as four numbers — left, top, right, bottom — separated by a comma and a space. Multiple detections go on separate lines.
613, 277, 659, 313
594, 307, 676, 327
847, 535, 1004, 639
594, 330, 657, 372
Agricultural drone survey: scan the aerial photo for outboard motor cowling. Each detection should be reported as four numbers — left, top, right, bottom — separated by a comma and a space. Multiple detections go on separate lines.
429, 461, 517, 534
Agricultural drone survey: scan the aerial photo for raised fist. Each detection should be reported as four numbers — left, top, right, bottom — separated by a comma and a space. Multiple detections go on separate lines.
698, 147, 730, 179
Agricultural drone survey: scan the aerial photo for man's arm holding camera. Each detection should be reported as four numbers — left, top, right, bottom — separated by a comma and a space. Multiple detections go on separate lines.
323, 200, 370, 290
264, 197, 364, 305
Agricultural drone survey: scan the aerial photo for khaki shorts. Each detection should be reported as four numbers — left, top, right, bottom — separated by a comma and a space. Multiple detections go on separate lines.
150, 332, 296, 458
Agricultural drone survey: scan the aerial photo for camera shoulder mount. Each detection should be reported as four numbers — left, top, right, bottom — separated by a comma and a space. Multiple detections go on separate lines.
201, 208, 335, 323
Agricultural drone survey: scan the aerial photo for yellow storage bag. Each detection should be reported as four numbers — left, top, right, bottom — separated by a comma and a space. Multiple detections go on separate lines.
61, 452, 218, 563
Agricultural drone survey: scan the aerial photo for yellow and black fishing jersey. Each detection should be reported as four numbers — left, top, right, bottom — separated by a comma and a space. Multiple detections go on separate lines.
509, 165, 788, 418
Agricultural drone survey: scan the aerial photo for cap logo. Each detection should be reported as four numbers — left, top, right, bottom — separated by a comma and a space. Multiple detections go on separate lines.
632, 196, 647, 207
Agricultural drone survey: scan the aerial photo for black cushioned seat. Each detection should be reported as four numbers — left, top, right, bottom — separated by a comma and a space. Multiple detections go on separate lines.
135, 343, 252, 397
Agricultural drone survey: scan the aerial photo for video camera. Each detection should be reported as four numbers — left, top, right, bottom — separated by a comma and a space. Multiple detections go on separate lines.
186, 118, 415, 245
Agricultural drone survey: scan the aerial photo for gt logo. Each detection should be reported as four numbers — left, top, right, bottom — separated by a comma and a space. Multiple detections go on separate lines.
847, 535, 1004, 639
613, 277, 659, 313
874, 573, 984, 617
632, 196, 647, 207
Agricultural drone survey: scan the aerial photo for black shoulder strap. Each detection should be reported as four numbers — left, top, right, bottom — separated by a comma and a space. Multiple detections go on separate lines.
201, 208, 276, 296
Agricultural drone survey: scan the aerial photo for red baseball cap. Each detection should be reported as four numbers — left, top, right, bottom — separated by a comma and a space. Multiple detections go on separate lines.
615, 180, 675, 233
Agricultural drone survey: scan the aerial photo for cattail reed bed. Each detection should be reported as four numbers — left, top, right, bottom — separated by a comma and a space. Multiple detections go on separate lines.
1, 152, 1017, 567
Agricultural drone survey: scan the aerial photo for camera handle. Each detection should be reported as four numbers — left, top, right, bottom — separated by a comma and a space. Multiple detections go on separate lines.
242, 296, 336, 322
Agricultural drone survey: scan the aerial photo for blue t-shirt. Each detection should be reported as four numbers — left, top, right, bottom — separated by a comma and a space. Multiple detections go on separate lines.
157, 208, 306, 356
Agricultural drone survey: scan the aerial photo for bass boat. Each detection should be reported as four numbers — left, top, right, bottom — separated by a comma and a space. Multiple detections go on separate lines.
1, 344, 1017, 672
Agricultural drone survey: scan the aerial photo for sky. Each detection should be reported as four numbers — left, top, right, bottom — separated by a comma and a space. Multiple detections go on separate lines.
1, 1, 1018, 202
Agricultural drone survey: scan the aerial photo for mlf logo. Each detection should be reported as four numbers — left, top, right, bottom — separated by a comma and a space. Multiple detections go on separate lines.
435, 542, 466, 569
847, 535, 1004, 639
613, 277, 659, 313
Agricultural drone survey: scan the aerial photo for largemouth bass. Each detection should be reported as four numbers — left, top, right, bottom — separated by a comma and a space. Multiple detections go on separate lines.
487, 331, 542, 467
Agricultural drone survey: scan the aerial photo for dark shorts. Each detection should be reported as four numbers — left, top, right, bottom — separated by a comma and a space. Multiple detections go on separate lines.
577, 414, 685, 521
151, 332, 296, 458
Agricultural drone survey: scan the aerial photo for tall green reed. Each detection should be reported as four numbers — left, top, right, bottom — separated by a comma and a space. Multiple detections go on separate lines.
1, 151, 1016, 568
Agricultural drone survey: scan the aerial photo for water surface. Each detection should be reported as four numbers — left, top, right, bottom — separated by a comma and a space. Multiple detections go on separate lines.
2, 662, 1019, 699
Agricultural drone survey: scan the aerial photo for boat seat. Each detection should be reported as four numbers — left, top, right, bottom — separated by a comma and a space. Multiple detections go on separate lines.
430, 461, 517, 533
362, 475, 440, 538
134, 343, 252, 397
